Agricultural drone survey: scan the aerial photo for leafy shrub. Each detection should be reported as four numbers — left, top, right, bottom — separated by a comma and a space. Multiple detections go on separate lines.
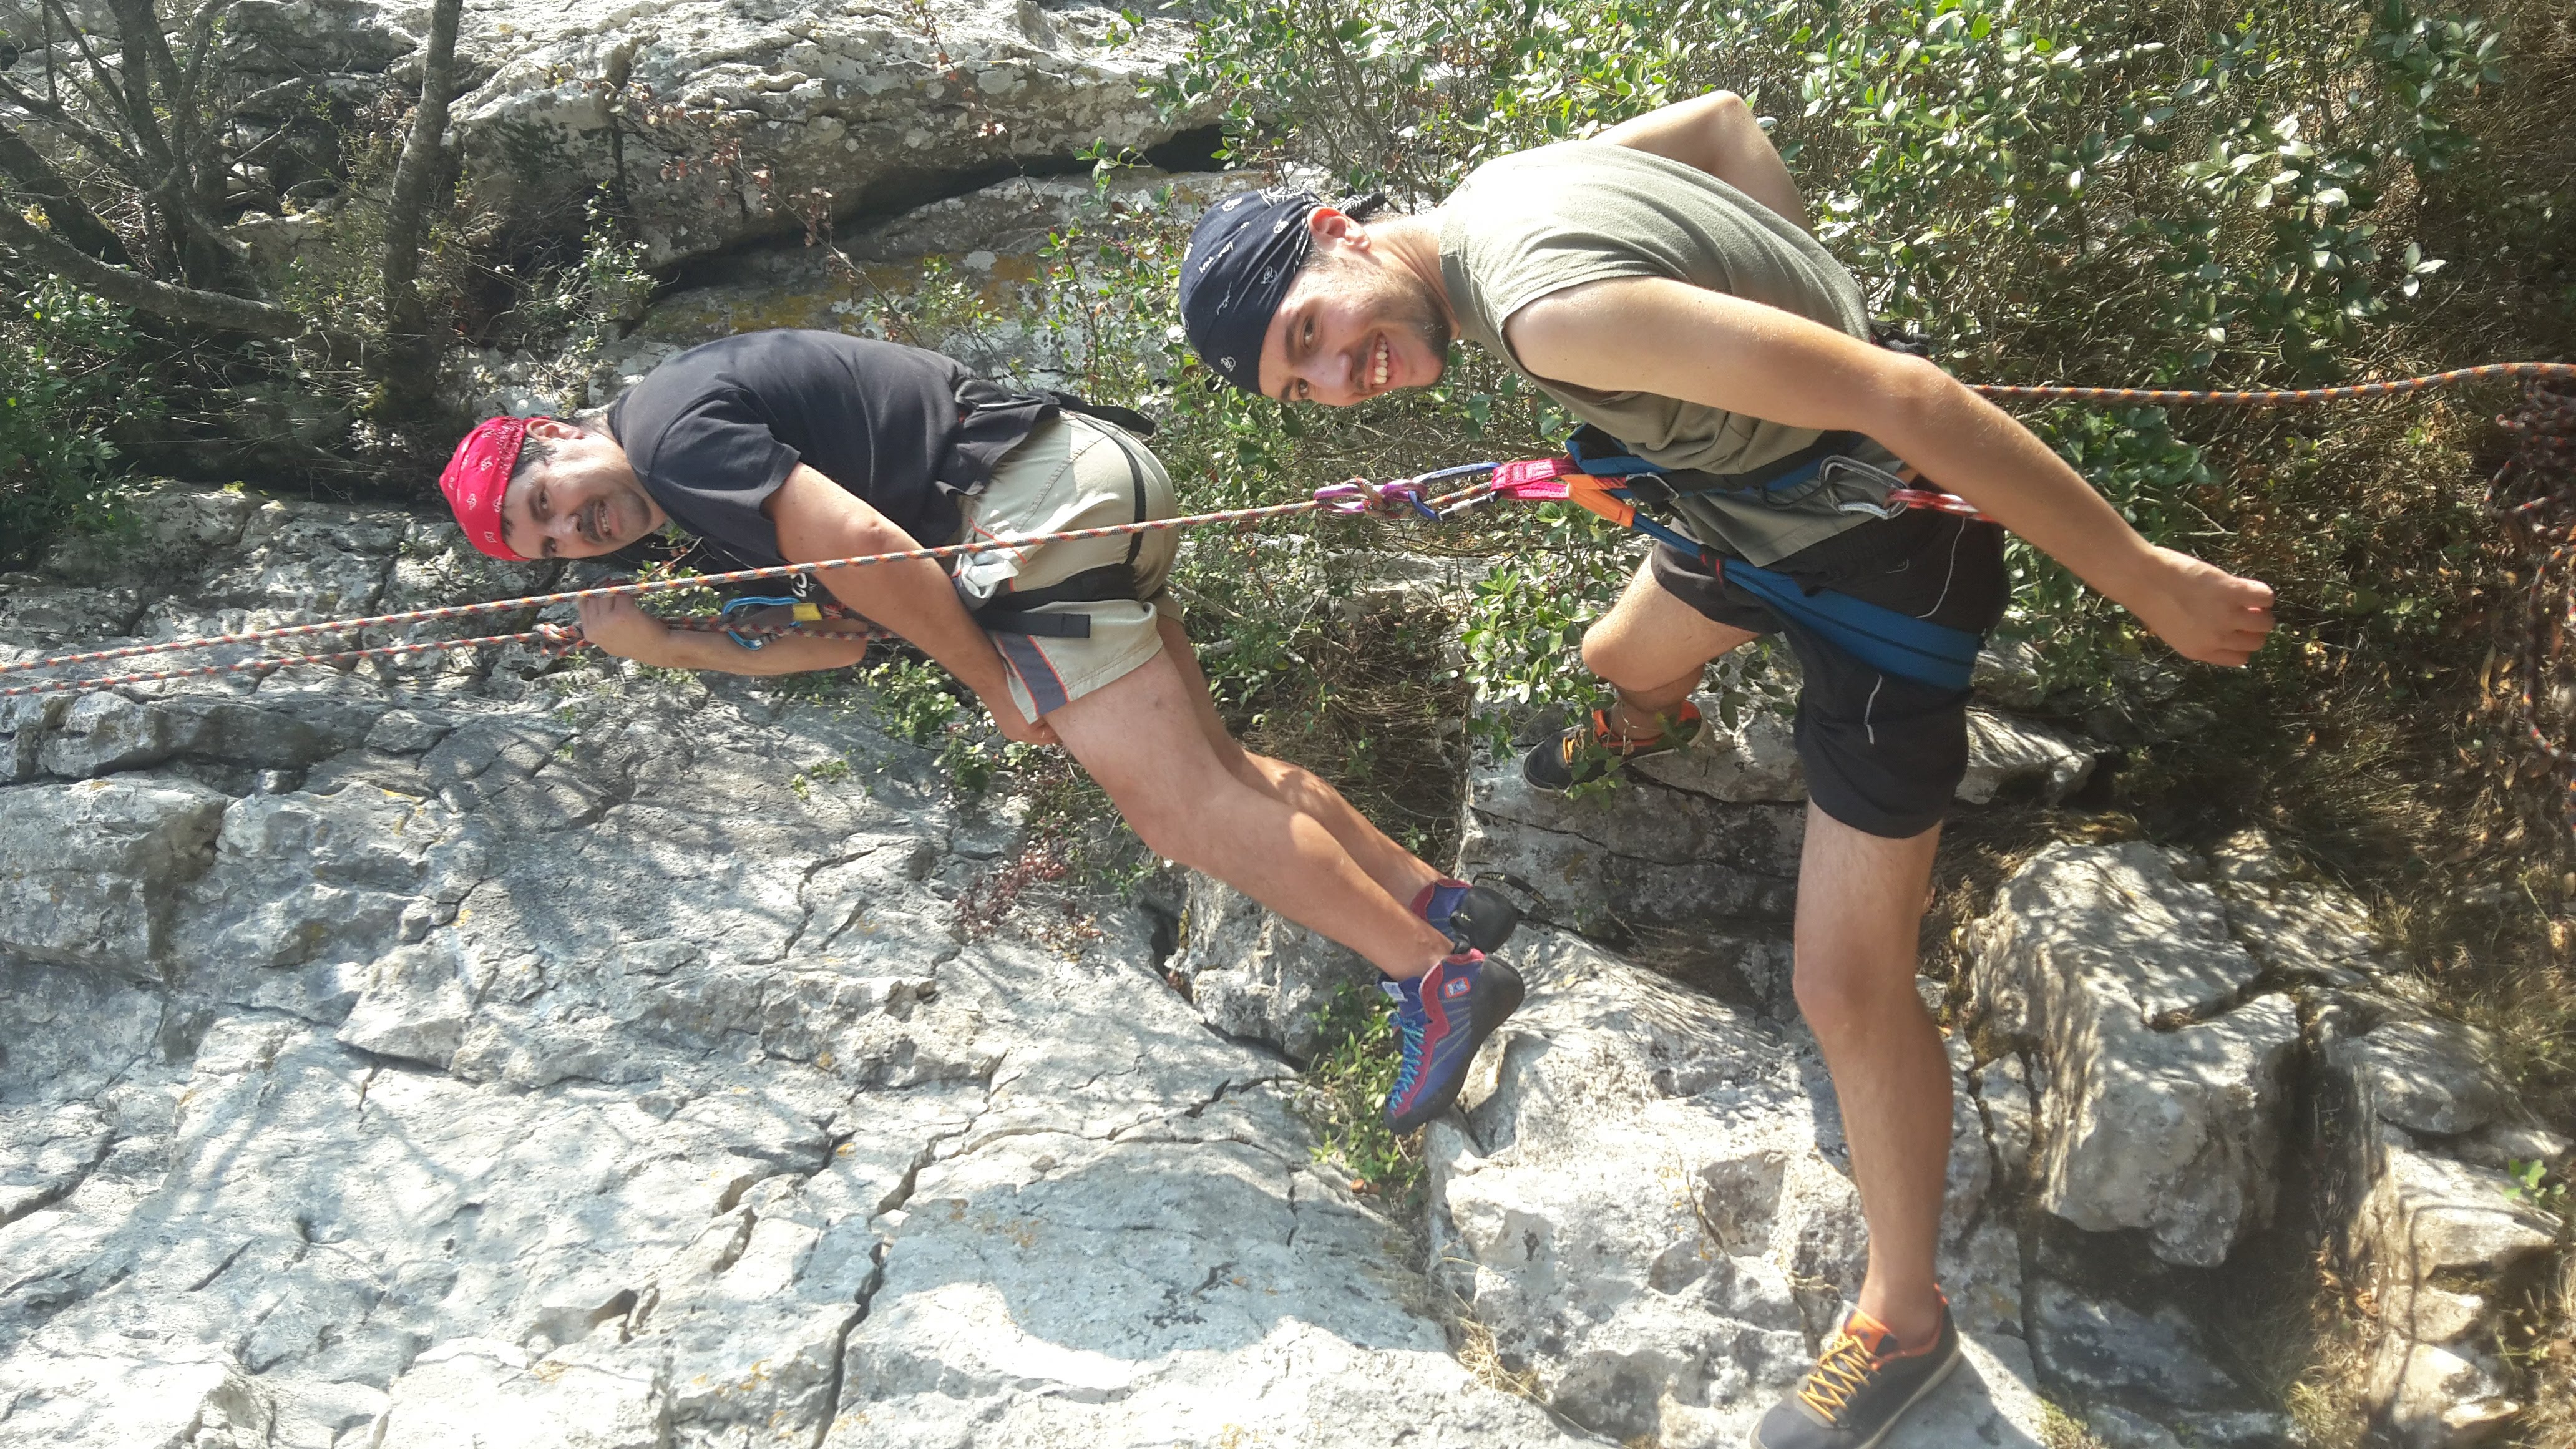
0, 277, 152, 567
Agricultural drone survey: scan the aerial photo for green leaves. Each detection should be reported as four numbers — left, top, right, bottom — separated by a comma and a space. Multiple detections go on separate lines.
1, 276, 149, 568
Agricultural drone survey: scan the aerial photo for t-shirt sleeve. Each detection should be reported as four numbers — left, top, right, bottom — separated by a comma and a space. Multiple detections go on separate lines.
622, 386, 803, 567
1447, 153, 1671, 376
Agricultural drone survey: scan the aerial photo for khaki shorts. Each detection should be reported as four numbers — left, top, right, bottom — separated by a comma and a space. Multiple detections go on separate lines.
952, 411, 1180, 723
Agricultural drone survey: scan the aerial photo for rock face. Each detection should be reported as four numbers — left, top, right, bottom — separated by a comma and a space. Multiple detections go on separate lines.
1961, 829, 2565, 1449
0, 485, 1583, 1449
1966, 841, 2300, 1267
447, 0, 1214, 264
1170, 876, 1375, 1063
1425, 928, 2052, 1448
1457, 748, 1804, 1013
2312, 983, 2563, 1447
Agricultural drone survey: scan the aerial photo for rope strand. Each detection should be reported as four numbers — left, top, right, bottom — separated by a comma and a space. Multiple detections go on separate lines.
1968, 361, 2575, 406
0, 479, 1501, 701
8, 360, 2567, 702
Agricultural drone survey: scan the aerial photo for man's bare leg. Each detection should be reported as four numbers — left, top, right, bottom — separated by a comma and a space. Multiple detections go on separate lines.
1046, 643, 1455, 980
1151, 613, 1440, 907
1581, 557, 1760, 733
1792, 803, 1951, 1349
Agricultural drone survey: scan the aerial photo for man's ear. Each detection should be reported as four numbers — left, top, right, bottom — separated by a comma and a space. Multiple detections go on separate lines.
1306, 205, 1368, 252
525, 416, 584, 441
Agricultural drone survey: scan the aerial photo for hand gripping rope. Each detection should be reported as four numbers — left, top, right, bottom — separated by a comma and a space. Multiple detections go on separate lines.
4, 364, 2569, 703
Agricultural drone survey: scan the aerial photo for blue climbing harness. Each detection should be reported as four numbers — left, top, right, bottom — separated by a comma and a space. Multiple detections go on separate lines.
1535, 429, 1987, 691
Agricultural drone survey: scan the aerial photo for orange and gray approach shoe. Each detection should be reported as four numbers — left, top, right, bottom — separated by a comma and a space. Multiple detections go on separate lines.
1752, 1300, 1961, 1449
1521, 701, 1702, 793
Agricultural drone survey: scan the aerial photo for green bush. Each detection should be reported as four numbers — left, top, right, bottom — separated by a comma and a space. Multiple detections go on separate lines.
0, 276, 152, 568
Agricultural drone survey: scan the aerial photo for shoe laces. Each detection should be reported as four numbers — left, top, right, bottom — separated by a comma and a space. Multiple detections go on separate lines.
1387, 984, 1430, 1100
1795, 1328, 1888, 1424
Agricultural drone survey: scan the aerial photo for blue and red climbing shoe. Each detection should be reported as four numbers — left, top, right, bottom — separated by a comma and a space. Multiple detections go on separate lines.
1521, 701, 1703, 793
1411, 877, 1523, 954
1751, 1299, 1961, 1449
1382, 950, 1526, 1134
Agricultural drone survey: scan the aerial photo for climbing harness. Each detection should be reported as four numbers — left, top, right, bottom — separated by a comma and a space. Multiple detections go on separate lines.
1477, 432, 1992, 690
7, 364, 2571, 706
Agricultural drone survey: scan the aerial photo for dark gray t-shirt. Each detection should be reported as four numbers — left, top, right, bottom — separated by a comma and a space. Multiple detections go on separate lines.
1440, 142, 1896, 564
607, 330, 1051, 568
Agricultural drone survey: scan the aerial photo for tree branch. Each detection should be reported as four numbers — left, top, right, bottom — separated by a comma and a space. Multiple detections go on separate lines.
39, 0, 148, 166
375, 0, 466, 420
381, 0, 464, 323
0, 120, 132, 265
0, 73, 147, 187
0, 196, 303, 336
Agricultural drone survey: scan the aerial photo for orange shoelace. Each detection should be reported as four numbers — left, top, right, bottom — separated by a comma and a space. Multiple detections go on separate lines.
1562, 706, 1692, 766
1795, 1326, 1890, 1423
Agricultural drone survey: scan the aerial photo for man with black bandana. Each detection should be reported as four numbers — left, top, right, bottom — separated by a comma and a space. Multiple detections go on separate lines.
434, 329, 1526, 1133
1178, 95, 2276, 1449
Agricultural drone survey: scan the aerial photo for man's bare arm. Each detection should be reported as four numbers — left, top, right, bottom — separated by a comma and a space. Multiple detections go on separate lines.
764, 463, 1058, 743
1598, 91, 1811, 234
1505, 277, 2276, 666
575, 594, 876, 676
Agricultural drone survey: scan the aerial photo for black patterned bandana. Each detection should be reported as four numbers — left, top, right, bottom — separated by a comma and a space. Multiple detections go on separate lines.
1178, 187, 1321, 396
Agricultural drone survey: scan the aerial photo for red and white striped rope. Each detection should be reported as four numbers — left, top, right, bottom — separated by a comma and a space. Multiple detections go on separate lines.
9, 362, 2567, 701
2, 480, 1501, 700
1968, 361, 2575, 406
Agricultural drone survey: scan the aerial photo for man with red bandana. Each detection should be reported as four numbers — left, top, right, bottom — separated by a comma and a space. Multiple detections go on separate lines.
436, 329, 1522, 1133
1178, 95, 2277, 1447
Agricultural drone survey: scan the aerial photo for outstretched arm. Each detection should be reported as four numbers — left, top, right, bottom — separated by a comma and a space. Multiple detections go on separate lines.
573, 595, 876, 676
763, 463, 1058, 743
1505, 277, 2277, 666
1598, 91, 1811, 234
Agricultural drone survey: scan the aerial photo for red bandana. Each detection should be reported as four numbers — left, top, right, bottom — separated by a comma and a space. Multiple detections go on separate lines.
439, 416, 545, 561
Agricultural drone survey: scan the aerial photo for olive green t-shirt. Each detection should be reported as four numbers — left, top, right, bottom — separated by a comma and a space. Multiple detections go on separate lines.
1439, 140, 1892, 564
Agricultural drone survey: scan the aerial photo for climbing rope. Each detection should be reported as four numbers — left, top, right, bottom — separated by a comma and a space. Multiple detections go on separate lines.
0, 474, 1492, 700
1966, 361, 2575, 407
5, 363, 2569, 705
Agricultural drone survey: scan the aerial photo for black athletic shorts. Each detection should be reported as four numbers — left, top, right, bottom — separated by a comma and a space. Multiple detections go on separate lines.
1649, 508, 2009, 838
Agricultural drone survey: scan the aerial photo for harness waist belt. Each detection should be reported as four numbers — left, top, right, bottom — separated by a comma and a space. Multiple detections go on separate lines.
967, 561, 1141, 640
1558, 425, 1985, 691
1717, 555, 1982, 691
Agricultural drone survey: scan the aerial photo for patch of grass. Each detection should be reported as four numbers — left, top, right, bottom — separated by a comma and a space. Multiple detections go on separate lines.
2039, 1404, 2110, 1449
1295, 980, 1425, 1212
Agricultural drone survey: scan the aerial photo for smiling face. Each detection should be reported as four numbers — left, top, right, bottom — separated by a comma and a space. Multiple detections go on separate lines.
1257, 240, 1455, 408
497, 419, 666, 560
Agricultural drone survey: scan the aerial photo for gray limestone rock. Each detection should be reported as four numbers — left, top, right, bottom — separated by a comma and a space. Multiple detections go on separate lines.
446, 0, 1216, 266
2026, 1276, 2278, 1440
2207, 827, 2394, 982
2354, 1145, 2557, 1340
1456, 749, 1802, 1012
1956, 708, 2100, 806
1425, 927, 2053, 1447
1966, 842, 2299, 1266
1171, 874, 1374, 1062
2324, 1016, 2510, 1138
0, 775, 229, 977
1973, 637, 2049, 711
